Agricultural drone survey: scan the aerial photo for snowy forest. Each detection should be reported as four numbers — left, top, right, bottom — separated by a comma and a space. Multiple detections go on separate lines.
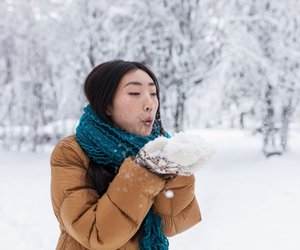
1, 0, 300, 157
1, 1, 300, 250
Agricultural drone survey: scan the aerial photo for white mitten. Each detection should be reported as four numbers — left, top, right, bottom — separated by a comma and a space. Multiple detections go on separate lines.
135, 132, 215, 176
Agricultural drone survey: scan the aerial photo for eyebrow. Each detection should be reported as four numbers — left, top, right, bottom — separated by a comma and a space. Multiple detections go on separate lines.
124, 81, 156, 88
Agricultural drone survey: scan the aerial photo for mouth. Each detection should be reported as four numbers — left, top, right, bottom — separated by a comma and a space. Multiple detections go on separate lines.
141, 118, 153, 127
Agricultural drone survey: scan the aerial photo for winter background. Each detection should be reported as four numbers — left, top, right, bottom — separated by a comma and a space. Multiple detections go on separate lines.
0, 0, 300, 249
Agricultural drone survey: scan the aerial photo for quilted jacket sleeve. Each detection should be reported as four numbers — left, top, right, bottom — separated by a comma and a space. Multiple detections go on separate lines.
50, 138, 165, 250
153, 175, 201, 237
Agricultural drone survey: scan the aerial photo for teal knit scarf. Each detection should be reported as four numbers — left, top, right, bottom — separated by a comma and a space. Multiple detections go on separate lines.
76, 105, 169, 250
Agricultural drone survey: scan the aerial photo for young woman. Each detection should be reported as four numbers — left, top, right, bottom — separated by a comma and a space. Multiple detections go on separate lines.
50, 60, 201, 250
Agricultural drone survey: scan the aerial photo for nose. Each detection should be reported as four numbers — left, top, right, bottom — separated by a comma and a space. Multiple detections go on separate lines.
144, 103, 152, 112
143, 95, 153, 112
145, 106, 152, 112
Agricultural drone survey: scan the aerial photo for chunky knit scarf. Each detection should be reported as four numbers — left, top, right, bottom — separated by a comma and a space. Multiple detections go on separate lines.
76, 105, 169, 250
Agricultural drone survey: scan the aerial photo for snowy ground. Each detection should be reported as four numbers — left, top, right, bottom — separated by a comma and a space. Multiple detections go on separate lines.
0, 129, 300, 250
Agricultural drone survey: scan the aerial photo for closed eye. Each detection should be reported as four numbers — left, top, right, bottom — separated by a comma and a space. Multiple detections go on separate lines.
129, 92, 140, 96
151, 93, 158, 96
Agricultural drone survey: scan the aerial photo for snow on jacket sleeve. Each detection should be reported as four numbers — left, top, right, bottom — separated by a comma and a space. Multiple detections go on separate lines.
50, 137, 165, 250
153, 175, 201, 237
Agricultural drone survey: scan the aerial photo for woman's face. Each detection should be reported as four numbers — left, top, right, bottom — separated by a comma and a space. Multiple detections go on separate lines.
107, 69, 159, 136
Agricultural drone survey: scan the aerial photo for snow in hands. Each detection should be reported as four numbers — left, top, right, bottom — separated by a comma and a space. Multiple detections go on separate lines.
136, 132, 215, 176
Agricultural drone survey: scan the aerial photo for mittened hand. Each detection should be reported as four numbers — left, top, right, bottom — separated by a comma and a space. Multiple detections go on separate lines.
135, 136, 182, 175
135, 132, 215, 176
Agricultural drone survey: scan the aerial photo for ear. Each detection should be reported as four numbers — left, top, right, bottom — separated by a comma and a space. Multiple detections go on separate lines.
106, 105, 112, 116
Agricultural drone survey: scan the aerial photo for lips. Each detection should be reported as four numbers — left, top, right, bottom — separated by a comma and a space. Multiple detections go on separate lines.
142, 117, 153, 127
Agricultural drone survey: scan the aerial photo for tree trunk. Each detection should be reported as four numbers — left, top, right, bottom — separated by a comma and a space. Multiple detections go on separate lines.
262, 83, 282, 157
240, 112, 245, 129
280, 98, 292, 152
174, 83, 186, 132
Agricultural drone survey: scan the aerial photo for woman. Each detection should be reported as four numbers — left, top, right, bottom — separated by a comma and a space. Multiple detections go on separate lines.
50, 60, 201, 250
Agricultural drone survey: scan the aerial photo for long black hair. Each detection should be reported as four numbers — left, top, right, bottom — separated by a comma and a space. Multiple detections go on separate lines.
83, 60, 165, 195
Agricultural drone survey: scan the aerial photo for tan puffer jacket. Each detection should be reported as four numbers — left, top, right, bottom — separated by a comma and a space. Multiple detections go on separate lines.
50, 135, 201, 250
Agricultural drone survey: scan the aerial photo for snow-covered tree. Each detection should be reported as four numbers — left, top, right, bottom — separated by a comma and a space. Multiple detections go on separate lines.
1, 0, 299, 155
211, 0, 300, 156
107, 0, 224, 132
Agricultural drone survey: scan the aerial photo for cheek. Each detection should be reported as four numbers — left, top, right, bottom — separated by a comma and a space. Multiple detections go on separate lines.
118, 97, 136, 112
114, 99, 134, 118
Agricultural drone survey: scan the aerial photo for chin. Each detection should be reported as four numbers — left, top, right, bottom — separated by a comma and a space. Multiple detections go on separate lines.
135, 132, 149, 137
137, 129, 152, 137
131, 125, 152, 136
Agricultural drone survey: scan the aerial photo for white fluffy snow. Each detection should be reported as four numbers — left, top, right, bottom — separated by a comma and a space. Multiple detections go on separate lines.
0, 129, 300, 250
164, 132, 215, 168
139, 132, 215, 176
